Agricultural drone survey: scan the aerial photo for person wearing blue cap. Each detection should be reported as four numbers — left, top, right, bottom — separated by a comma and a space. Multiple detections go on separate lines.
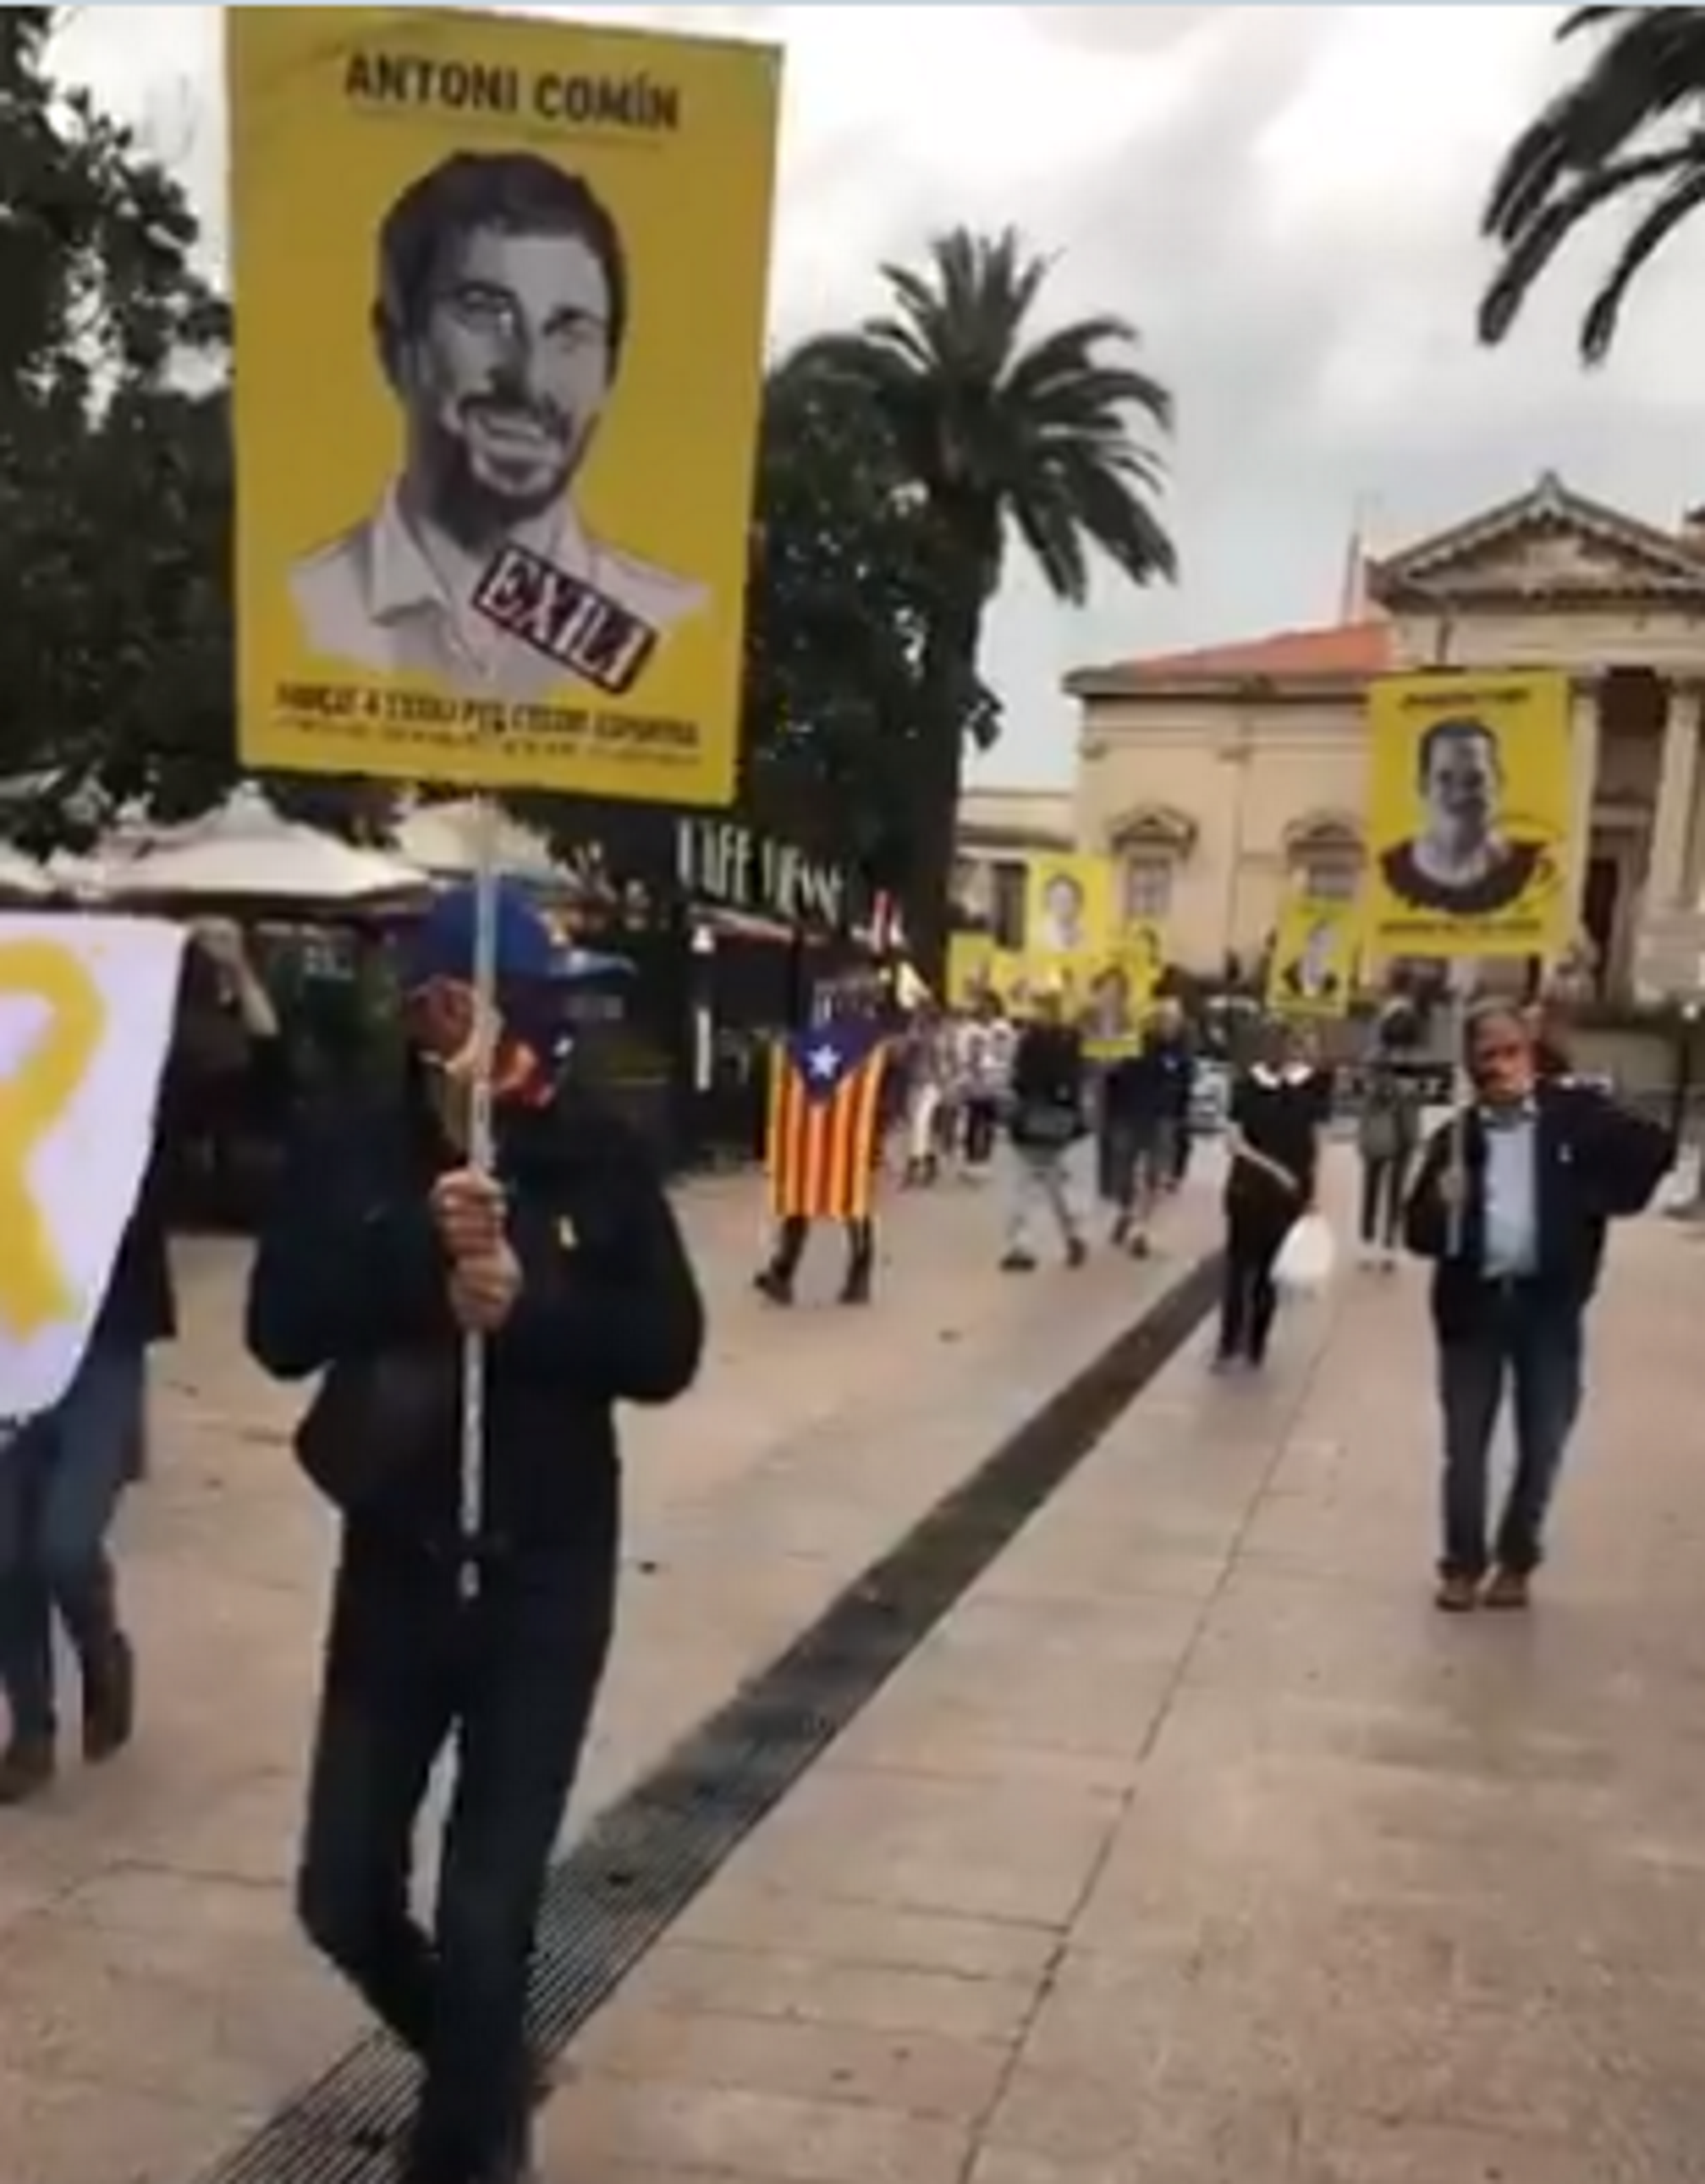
245, 877, 704, 2184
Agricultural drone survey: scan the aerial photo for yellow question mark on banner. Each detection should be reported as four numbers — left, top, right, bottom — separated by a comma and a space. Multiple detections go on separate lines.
0, 938, 105, 1339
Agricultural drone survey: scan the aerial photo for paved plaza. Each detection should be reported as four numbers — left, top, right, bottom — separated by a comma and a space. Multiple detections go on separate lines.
0, 1164, 1218, 2184
536, 1203, 1705, 2184
5, 1163, 1705, 2182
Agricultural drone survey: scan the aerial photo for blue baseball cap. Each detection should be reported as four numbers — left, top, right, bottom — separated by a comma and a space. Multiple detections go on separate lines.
401, 879, 558, 990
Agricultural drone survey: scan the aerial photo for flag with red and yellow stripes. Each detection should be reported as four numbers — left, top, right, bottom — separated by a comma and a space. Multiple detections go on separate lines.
765, 1021, 888, 1221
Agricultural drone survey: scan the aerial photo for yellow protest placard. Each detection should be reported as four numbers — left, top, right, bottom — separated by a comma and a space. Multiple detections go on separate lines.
228, 9, 780, 804
1021, 854, 1114, 998
1364, 671, 1572, 959
1267, 896, 1359, 1018
1083, 922, 1166, 1060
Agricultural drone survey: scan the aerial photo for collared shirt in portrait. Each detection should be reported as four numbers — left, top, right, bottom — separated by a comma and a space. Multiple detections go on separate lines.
288, 487, 708, 699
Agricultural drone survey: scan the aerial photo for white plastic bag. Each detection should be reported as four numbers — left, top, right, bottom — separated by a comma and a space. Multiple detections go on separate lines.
1274, 1212, 1336, 1298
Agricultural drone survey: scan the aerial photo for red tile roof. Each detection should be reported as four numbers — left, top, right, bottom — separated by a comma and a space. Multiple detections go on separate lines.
1116, 619, 1393, 683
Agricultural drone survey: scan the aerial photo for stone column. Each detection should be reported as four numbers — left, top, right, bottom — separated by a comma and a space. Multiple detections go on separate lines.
1651, 679, 1703, 907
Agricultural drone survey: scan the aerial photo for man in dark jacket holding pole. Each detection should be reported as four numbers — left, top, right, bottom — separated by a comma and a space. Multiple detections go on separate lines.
1405, 999, 1668, 1614
246, 880, 704, 2184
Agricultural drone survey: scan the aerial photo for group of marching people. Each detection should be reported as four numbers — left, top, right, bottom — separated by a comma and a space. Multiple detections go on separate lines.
886, 983, 1197, 1271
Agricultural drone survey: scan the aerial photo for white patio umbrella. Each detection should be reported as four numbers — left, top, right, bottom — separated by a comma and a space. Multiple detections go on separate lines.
105, 820, 428, 909
395, 798, 561, 886
0, 845, 50, 900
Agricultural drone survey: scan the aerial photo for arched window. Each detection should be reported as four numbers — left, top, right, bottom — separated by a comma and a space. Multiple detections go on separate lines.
1107, 804, 1196, 927
1284, 813, 1363, 903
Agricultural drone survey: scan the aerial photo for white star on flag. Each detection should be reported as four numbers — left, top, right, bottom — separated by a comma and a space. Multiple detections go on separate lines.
806, 1043, 840, 1082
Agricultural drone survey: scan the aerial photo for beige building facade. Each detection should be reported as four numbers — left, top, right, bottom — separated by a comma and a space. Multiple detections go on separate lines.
1060, 472, 1705, 996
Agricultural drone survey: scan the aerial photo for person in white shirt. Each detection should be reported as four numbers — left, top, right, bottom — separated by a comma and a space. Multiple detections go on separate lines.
952, 993, 1015, 1175
291, 152, 706, 701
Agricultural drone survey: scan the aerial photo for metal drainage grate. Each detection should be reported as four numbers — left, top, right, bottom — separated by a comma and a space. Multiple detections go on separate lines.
196, 1251, 1221, 2184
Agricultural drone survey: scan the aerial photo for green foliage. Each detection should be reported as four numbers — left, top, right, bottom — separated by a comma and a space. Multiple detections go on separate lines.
1480, 6, 1705, 361
784, 226, 1176, 967
0, 8, 237, 834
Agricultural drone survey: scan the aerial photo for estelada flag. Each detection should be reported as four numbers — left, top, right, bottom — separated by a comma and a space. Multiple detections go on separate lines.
766, 1020, 889, 1221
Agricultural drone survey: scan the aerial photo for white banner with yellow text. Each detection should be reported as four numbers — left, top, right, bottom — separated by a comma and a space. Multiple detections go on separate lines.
0, 916, 187, 1425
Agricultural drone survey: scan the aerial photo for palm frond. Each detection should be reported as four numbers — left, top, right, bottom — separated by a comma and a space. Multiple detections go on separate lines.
1479, 5, 1705, 355
1581, 161, 1705, 353
1478, 144, 1694, 343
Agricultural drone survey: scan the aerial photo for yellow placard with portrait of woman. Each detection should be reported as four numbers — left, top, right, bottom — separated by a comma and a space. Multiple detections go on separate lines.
1364, 671, 1572, 959
1021, 854, 1114, 993
1267, 896, 1359, 1018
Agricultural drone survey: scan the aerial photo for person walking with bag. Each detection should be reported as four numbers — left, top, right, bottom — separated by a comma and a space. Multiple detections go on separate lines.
1404, 1000, 1668, 1613
1002, 981, 1089, 1272
246, 881, 703, 2184
1215, 1021, 1329, 1371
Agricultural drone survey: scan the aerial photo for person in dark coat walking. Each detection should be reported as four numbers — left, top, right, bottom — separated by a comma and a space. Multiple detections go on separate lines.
1405, 1000, 1668, 1613
1215, 1021, 1329, 1371
246, 881, 703, 2184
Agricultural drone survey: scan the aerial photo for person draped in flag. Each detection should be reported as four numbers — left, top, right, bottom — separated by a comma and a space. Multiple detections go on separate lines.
754, 1012, 890, 1307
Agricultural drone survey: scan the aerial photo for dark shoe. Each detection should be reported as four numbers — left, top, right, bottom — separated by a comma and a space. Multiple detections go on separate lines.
0, 1736, 55, 1805
1435, 1572, 1480, 1614
753, 1267, 793, 1306
84, 1632, 136, 1763
1482, 1567, 1531, 1612
1066, 1237, 1088, 1269
1001, 1250, 1037, 1273
839, 1279, 872, 1307
1127, 1232, 1152, 1260
1110, 1213, 1131, 1248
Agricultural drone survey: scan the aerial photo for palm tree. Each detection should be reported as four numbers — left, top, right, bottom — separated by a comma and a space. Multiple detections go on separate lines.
786, 228, 1176, 971
1480, 6, 1705, 361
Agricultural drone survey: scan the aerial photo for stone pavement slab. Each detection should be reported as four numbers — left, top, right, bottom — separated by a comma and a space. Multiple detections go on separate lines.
539, 1203, 1705, 2184
0, 1161, 1218, 2184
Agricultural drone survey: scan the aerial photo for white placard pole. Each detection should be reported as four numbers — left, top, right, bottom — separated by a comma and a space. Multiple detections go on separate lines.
458, 798, 501, 1603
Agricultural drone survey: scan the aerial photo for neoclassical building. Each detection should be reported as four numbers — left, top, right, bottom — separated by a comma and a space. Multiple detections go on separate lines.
1064, 472, 1705, 995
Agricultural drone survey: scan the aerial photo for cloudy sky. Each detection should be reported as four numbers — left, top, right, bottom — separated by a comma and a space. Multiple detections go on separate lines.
57, 4, 1705, 789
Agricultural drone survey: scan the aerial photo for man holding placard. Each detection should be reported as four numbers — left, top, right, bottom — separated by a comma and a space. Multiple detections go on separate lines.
247, 881, 703, 2184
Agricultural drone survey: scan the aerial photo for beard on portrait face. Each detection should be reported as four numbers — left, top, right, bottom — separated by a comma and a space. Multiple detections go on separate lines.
410, 372, 596, 547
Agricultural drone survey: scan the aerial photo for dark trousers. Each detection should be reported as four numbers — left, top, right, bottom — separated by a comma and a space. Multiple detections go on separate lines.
962, 1097, 1000, 1168
0, 1340, 141, 1743
769, 1213, 874, 1296
1358, 1149, 1413, 1249
1218, 1198, 1294, 1363
297, 1526, 616, 2184
1437, 1285, 1584, 1580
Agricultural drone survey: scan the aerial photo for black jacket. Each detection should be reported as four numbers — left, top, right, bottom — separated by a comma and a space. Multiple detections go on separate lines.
96, 1032, 294, 1352
1103, 1033, 1194, 1127
1010, 1021, 1087, 1146
1404, 1079, 1668, 1336
245, 1068, 704, 1558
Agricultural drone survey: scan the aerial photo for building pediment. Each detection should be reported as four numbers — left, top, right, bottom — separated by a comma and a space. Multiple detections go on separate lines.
1368, 471, 1705, 609
1105, 802, 1197, 854
1283, 810, 1363, 857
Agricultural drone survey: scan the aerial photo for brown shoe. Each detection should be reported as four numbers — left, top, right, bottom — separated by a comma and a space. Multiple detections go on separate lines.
1482, 1568, 1531, 1612
1435, 1573, 1480, 1614
0, 1736, 55, 1806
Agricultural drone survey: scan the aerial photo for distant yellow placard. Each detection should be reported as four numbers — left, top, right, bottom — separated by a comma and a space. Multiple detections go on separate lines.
229, 9, 780, 804
1084, 921, 1166, 1059
1267, 896, 1358, 1019
1020, 854, 1114, 996
946, 937, 1025, 1011
1364, 671, 1572, 959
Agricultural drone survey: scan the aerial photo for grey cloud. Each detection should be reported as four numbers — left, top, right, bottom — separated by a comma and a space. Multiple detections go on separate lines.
49, 6, 1705, 793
